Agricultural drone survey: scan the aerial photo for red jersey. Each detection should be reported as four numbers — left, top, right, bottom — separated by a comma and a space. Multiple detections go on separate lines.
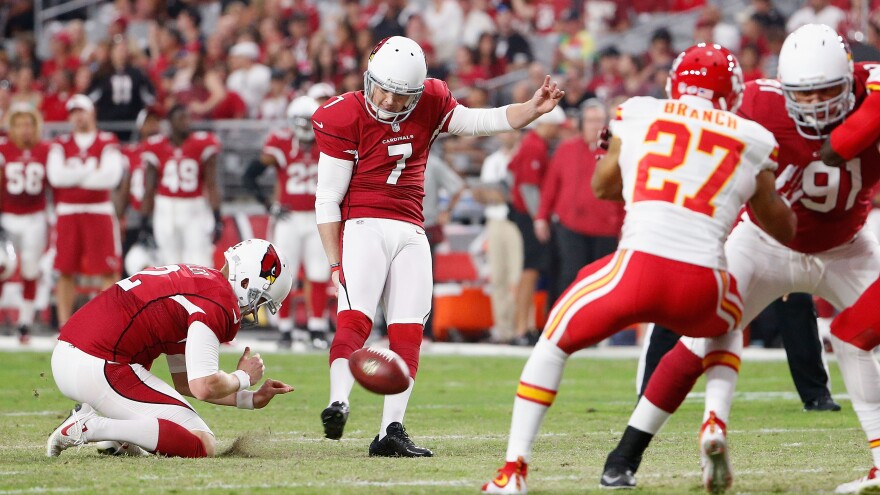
52, 132, 120, 204
537, 136, 624, 237
262, 130, 319, 211
740, 64, 880, 253
122, 143, 146, 212
311, 78, 460, 227
508, 131, 550, 215
0, 138, 50, 215
60, 264, 241, 368
141, 132, 220, 199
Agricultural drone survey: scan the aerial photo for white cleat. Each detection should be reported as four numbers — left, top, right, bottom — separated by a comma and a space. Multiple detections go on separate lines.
482, 457, 528, 494
700, 412, 732, 494
46, 403, 96, 457
835, 467, 880, 494
95, 440, 151, 457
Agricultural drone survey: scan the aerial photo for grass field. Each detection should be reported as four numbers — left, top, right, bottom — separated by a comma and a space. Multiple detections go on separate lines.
0, 350, 870, 494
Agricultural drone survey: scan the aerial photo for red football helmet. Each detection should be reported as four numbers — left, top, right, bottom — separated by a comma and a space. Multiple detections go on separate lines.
666, 43, 744, 113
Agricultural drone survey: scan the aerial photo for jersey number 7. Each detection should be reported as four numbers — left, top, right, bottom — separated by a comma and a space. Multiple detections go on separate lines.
634, 119, 745, 217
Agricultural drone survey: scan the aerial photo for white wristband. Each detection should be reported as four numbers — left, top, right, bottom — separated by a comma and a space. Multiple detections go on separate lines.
235, 390, 255, 409
232, 370, 251, 391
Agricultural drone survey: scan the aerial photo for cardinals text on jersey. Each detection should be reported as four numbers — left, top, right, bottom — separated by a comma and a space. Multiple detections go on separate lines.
311, 79, 459, 227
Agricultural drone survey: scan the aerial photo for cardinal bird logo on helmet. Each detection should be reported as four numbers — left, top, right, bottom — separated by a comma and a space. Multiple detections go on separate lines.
259, 245, 282, 284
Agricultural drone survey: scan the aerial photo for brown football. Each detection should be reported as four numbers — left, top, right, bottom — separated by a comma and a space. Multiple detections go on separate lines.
349, 347, 410, 395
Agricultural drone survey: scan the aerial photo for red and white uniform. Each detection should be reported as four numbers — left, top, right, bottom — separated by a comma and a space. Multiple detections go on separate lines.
263, 131, 322, 275
719, 73, 880, 326
142, 132, 220, 267
262, 130, 330, 330
312, 79, 458, 323
543, 95, 776, 353
0, 138, 50, 280
52, 264, 241, 434
48, 132, 123, 275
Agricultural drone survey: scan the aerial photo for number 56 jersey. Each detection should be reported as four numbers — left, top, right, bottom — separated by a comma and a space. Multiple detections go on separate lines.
611, 96, 779, 271
311, 79, 459, 227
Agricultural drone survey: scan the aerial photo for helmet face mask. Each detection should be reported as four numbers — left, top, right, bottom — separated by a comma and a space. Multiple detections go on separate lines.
287, 96, 319, 142
363, 36, 427, 125
778, 24, 854, 139
223, 239, 293, 324
666, 43, 744, 113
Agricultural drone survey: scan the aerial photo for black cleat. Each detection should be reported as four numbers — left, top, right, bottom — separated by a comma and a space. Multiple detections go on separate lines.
803, 396, 841, 412
368, 422, 433, 457
599, 464, 636, 489
17, 324, 30, 345
321, 401, 349, 440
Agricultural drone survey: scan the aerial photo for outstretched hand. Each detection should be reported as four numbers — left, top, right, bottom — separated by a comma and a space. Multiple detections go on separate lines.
531, 75, 565, 115
253, 379, 295, 409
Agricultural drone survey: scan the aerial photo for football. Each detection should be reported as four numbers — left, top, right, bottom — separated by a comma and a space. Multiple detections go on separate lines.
349, 347, 410, 395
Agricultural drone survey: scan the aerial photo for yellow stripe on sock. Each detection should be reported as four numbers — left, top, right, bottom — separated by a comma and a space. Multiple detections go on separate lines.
516, 382, 557, 406
869, 438, 880, 449
703, 351, 741, 372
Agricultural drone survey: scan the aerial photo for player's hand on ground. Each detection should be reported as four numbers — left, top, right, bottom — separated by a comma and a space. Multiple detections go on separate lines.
531, 75, 565, 114
534, 219, 551, 243
237, 347, 265, 385
252, 379, 294, 409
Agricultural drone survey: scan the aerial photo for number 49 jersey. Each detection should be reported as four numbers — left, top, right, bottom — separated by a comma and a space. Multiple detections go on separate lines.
311, 79, 459, 227
262, 130, 320, 211
141, 132, 220, 199
0, 138, 50, 214
611, 96, 778, 271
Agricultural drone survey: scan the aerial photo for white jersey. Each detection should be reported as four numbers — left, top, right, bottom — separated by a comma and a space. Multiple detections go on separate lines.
610, 95, 778, 270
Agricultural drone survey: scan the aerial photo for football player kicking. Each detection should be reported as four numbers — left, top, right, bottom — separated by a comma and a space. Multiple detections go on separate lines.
482, 43, 798, 494
599, 24, 880, 494
312, 36, 563, 457
47, 239, 293, 458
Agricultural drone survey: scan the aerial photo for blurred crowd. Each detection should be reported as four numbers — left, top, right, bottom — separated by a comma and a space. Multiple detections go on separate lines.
1, 0, 880, 341
0, 0, 877, 133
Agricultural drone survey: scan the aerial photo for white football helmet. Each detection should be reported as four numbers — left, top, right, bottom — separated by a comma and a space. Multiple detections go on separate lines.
287, 96, 320, 142
124, 242, 161, 276
777, 24, 854, 140
0, 235, 16, 281
363, 36, 427, 125
223, 239, 293, 317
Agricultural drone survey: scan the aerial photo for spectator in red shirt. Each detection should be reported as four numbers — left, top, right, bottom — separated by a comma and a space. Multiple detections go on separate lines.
451, 46, 489, 91
41, 32, 80, 85
507, 106, 566, 345
586, 46, 622, 102
475, 32, 508, 79
40, 69, 74, 122
740, 43, 765, 81
535, 99, 624, 293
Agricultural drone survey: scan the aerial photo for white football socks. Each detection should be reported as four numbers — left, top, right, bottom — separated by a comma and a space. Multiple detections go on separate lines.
628, 398, 672, 435
505, 339, 568, 463
329, 358, 355, 406
831, 335, 880, 467
379, 378, 415, 439
84, 416, 159, 451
